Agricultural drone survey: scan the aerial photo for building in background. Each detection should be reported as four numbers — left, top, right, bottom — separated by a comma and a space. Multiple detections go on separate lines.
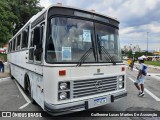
122, 44, 141, 52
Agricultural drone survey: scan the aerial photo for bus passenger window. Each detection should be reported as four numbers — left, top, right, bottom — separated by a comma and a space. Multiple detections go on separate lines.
22, 27, 29, 48
34, 25, 44, 62
13, 39, 16, 51
16, 34, 21, 50
29, 24, 44, 63
29, 32, 34, 61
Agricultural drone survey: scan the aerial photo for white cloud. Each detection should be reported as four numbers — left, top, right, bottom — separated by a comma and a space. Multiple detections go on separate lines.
40, 0, 52, 8
39, 0, 160, 50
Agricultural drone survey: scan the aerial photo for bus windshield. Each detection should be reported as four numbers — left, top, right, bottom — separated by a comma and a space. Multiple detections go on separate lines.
46, 17, 122, 63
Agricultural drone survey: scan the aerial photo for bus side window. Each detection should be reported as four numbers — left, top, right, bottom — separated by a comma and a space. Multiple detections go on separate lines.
29, 31, 34, 61
16, 34, 21, 50
10, 42, 12, 52
8, 42, 11, 53
33, 24, 44, 62
29, 23, 44, 63
22, 27, 29, 49
13, 39, 16, 52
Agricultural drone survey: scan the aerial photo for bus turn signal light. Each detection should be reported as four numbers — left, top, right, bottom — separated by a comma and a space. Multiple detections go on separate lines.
59, 70, 66, 76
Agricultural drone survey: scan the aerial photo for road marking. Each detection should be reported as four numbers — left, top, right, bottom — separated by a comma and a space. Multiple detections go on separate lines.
128, 77, 160, 101
14, 80, 31, 109
147, 74, 160, 81
0, 77, 11, 83
144, 89, 160, 101
19, 102, 30, 109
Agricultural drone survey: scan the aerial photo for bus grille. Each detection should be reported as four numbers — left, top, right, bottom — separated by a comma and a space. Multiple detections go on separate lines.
73, 76, 117, 98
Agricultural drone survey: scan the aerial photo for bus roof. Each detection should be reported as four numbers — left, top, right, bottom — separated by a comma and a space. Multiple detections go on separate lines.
9, 4, 119, 42
47, 4, 119, 22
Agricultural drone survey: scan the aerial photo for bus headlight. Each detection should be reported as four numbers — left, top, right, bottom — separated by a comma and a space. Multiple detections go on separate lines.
118, 82, 123, 89
58, 82, 70, 100
59, 92, 67, 100
118, 76, 123, 82
118, 75, 124, 89
59, 82, 70, 90
59, 82, 67, 90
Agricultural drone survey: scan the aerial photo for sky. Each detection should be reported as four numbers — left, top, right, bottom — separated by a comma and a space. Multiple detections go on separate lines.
40, 0, 160, 51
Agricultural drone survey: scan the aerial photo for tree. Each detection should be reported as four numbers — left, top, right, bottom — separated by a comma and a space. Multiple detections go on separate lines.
0, 0, 43, 45
8, 0, 43, 34
0, 0, 18, 45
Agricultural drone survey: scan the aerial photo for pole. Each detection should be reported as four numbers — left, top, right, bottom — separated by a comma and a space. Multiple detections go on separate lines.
147, 32, 149, 56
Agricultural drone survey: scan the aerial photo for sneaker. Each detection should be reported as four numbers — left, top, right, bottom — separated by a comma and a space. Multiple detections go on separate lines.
139, 92, 144, 97
138, 92, 141, 96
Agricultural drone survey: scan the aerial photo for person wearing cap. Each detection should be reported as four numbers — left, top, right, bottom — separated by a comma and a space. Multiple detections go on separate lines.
134, 57, 147, 97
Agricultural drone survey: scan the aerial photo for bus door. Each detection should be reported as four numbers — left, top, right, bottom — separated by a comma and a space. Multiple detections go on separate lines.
28, 23, 45, 107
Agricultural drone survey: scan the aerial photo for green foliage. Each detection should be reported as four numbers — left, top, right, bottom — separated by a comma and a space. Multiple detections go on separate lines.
122, 50, 153, 60
145, 61, 160, 66
0, 1, 18, 44
8, 0, 43, 34
0, 53, 7, 62
0, 0, 43, 45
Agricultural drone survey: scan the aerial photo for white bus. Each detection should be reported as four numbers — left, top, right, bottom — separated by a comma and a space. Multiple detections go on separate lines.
8, 4, 127, 115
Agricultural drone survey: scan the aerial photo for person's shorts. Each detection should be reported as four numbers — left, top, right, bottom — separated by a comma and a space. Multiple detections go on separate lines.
134, 78, 145, 84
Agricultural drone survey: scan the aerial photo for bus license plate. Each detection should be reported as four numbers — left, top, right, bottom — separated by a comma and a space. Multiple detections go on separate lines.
94, 97, 107, 105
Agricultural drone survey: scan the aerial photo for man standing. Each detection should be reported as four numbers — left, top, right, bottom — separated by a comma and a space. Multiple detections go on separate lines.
134, 57, 147, 97
130, 59, 135, 71
127, 58, 132, 69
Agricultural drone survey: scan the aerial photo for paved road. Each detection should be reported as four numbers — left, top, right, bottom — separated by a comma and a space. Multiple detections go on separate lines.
0, 69, 160, 120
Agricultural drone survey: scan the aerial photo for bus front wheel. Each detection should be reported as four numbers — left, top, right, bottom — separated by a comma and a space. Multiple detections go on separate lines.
25, 75, 36, 104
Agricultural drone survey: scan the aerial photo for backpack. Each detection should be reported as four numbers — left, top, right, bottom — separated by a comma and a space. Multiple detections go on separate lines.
142, 65, 147, 76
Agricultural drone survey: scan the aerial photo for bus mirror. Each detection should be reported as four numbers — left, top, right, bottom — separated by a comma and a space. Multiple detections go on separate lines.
33, 26, 40, 45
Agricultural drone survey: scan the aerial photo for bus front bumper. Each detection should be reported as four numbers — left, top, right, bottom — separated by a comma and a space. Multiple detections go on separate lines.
44, 90, 127, 116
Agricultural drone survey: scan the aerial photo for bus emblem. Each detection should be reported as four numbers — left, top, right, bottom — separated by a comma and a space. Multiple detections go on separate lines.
95, 80, 103, 91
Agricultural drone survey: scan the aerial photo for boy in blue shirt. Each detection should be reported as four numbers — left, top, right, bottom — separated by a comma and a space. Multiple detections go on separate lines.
134, 57, 147, 97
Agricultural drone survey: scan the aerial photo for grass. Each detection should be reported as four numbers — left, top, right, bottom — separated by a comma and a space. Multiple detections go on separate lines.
0, 53, 7, 62
145, 61, 160, 66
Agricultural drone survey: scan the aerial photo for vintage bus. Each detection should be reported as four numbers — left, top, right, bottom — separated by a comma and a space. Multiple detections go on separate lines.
7, 4, 127, 115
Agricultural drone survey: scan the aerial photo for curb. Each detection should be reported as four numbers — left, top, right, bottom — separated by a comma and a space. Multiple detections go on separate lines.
134, 63, 160, 71
0, 77, 11, 82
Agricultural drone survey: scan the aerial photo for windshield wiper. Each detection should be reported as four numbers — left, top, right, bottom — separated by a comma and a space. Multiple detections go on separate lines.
76, 47, 93, 67
101, 46, 116, 65
76, 34, 96, 67
97, 35, 116, 65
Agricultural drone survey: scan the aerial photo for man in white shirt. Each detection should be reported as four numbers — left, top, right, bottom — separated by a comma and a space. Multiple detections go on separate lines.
134, 57, 147, 97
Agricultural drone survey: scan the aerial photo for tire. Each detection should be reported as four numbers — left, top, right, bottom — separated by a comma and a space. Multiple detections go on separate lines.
25, 76, 36, 104
11, 75, 14, 80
